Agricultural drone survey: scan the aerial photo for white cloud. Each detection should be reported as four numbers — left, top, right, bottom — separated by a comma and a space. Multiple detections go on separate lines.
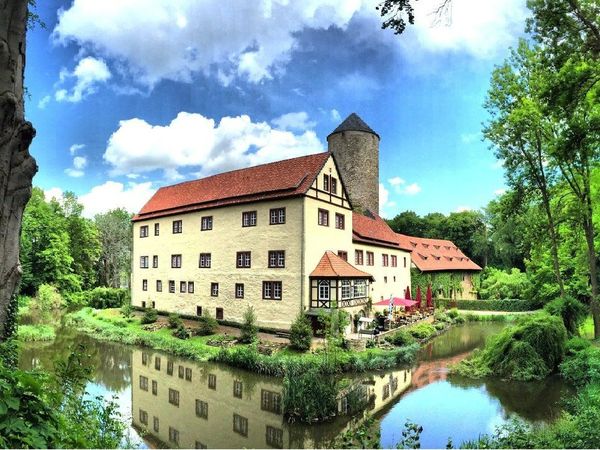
65, 168, 85, 178
494, 188, 507, 196
388, 176, 405, 186
51, 0, 527, 89
103, 112, 324, 179
403, 183, 421, 195
330, 109, 341, 122
53, 0, 372, 87
402, 0, 528, 59
272, 112, 315, 131
78, 181, 156, 218
379, 182, 390, 217
44, 187, 64, 202
455, 205, 472, 212
69, 144, 85, 155
55, 56, 111, 102
73, 156, 87, 170
38, 95, 51, 109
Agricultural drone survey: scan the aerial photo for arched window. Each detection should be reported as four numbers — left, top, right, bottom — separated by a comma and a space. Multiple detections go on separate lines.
318, 280, 330, 301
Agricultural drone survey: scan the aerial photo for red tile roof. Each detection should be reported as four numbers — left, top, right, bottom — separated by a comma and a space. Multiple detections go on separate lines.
395, 233, 482, 272
133, 152, 330, 221
352, 212, 410, 250
310, 251, 374, 279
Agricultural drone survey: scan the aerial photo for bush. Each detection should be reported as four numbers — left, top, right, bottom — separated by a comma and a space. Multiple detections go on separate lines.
239, 307, 258, 344
453, 315, 466, 324
544, 296, 588, 336
407, 323, 436, 340
447, 308, 459, 319
384, 329, 415, 347
479, 267, 531, 300
434, 311, 452, 323
120, 303, 133, 318
140, 309, 158, 325
436, 298, 536, 311
172, 324, 189, 340
85, 287, 129, 309
453, 313, 568, 381
167, 313, 183, 329
560, 345, 600, 387
434, 322, 446, 331
193, 315, 219, 336
289, 313, 313, 351
30, 284, 63, 323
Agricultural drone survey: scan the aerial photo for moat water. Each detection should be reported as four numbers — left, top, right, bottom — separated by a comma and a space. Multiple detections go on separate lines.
18, 321, 571, 448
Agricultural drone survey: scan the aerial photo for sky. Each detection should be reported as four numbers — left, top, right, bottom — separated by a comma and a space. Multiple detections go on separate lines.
25, 0, 529, 219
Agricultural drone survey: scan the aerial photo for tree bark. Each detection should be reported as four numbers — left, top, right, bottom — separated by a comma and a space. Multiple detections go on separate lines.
0, 0, 38, 339
582, 180, 600, 338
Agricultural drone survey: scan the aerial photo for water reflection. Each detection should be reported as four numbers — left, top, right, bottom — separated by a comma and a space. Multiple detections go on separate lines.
130, 348, 412, 448
17, 322, 571, 449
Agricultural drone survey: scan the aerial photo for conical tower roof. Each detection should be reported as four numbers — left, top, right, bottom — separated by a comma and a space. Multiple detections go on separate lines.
328, 112, 379, 139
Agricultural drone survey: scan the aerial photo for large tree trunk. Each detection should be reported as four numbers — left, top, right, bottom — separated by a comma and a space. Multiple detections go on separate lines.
582, 183, 600, 339
0, 0, 38, 339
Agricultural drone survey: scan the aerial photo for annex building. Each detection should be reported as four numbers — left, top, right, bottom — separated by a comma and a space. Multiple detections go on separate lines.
131, 113, 481, 331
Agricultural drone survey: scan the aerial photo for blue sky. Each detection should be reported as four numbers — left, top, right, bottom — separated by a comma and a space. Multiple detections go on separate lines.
25, 0, 529, 218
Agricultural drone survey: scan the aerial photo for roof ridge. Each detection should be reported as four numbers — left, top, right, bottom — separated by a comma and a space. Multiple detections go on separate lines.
158, 151, 328, 190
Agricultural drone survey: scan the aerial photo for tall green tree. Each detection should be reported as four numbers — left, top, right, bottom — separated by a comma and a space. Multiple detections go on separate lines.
528, 0, 600, 337
484, 40, 565, 296
387, 210, 425, 236
94, 209, 132, 288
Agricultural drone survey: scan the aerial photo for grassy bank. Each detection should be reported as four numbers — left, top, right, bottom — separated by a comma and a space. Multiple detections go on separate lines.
16, 324, 56, 342
67, 308, 420, 373
67, 308, 221, 361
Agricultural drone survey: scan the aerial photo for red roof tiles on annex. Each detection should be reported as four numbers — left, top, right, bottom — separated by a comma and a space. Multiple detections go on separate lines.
310, 251, 374, 280
395, 233, 482, 272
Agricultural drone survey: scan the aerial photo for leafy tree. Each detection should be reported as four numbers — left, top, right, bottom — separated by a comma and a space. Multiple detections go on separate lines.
484, 40, 565, 295
387, 210, 425, 236
94, 209, 132, 288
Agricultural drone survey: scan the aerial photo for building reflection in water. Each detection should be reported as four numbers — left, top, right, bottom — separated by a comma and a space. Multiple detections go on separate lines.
130, 349, 412, 449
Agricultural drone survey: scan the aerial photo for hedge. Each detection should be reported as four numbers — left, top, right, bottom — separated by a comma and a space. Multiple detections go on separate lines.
435, 298, 536, 312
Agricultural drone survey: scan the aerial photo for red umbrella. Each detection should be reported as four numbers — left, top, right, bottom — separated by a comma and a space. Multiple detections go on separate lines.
405, 286, 412, 300
374, 297, 418, 307
416, 286, 422, 309
426, 284, 433, 308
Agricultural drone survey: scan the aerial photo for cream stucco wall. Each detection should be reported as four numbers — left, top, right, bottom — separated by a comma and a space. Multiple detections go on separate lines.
132, 198, 304, 330
351, 242, 411, 311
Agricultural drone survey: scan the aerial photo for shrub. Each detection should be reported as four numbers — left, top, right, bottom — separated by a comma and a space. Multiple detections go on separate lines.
560, 346, 600, 387
544, 296, 589, 336
167, 313, 183, 329
239, 306, 258, 344
384, 329, 415, 347
434, 322, 446, 331
120, 303, 133, 319
453, 313, 568, 381
407, 323, 436, 340
453, 315, 466, 324
479, 267, 531, 300
85, 287, 130, 309
172, 324, 189, 340
434, 311, 451, 323
289, 313, 313, 351
447, 308, 459, 319
30, 284, 63, 323
140, 309, 158, 325
194, 315, 218, 336
283, 361, 338, 423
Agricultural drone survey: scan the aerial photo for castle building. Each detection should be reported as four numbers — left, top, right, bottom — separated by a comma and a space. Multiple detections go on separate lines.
131, 114, 412, 332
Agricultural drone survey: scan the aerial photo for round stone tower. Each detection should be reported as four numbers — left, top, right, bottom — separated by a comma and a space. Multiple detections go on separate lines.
327, 112, 380, 215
